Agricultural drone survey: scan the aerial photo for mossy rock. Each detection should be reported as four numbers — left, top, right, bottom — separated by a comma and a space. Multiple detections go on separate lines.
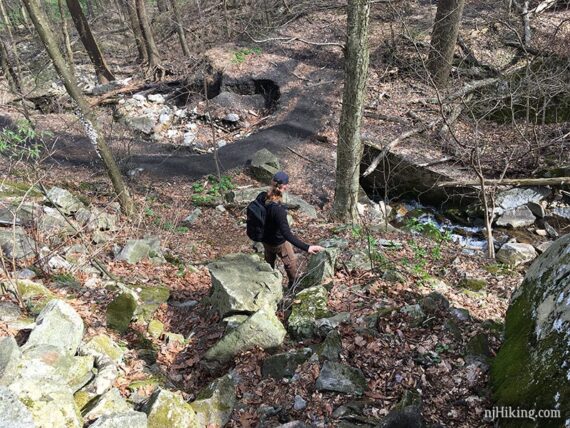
83, 334, 125, 364
287, 285, 330, 339
83, 388, 131, 422
465, 333, 492, 365
147, 319, 164, 339
190, 375, 236, 428
299, 248, 338, 288
144, 388, 198, 428
459, 277, 488, 292
106, 292, 138, 333
491, 233, 570, 427
127, 378, 162, 393
15, 280, 55, 315
315, 361, 367, 395
135, 285, 170, 322
262, 349, 312, 379
0, 181, 41, 198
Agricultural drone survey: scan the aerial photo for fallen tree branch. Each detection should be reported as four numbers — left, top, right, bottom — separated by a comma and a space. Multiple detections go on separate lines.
362, 119, 442, 178
246, 32, 344, 49
428, 77, 501, 103
287, 146, 316, 164
364, 111, 409, 125
438, 177, 570, 187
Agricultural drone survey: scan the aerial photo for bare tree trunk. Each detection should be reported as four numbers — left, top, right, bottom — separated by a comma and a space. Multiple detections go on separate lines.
135, 0, 163, 76
58, 0, 75, 75
427, 0, 466, 88
169, 0, 190, 56
66, 0, 115, 84
21, 0, 134, 216
0, 39, 20, 92
156, 0, 170, 12
119, 0, 146, 63
333, 0, 371, 223
86, 0, 94, 17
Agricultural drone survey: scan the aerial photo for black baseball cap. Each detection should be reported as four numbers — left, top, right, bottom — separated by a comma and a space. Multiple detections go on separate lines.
273, 171, 289, 185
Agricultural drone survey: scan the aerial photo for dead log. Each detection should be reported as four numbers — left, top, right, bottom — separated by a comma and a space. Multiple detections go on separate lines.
438, 177, 570, 187
362, 118, 442, 178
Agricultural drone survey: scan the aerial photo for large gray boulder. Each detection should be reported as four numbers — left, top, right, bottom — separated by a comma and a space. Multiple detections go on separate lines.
8, 370, 83, 428
144, 389, 197, 428
494, 187, 551, 216
496, 243, 537, 267
204, 308, 286, 364
207, 254, 282, 317
83, 388, 131, 422
287, 286, 330, 339
0, 337, 21, 386
250, 149, 280, 184
0, 386, 36, 428
90, 411, 148, 428
491, 233, 570, 426
46, 187, 83, 214
190, 375, 235, 428
23, 300, 84, 356
495, 206, 536, 228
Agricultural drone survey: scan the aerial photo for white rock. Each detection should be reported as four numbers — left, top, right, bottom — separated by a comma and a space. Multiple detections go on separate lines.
147, 93, 165, 103
132, 94, 146, 102
183, 132, 196, 146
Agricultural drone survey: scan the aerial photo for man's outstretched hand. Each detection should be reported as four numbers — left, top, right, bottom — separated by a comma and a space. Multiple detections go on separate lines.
308, 245, 325, 254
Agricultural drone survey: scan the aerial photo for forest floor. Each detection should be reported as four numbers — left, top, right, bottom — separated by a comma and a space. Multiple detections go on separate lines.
1, 0, 569, 426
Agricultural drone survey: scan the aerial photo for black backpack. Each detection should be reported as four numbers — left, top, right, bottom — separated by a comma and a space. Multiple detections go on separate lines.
246, 196, 268, 241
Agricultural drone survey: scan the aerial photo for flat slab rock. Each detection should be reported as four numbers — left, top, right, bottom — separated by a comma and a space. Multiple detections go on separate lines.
315, 361, 367, 395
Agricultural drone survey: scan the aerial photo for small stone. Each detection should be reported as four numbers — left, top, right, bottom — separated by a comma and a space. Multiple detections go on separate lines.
132, 93, 146, 102
534, 241, 553, 254
262, 349, 312, 379
147, 93, 165, 103
148, 320, 164, 338
315, 330, 342, 362
0, 301, 21, 322
183, 131, 196, 146
449, 307, 471, 323
544, 221, 559, 238
16, 268, 37, 280
419, 292, 450, 314
224, 113, 240, 123
158, 112, 170, 124
400, 304, 425, 327
535, 229, 547, 236
459, 277, 488, 292
215, 204, 226, 212
217, 140, 227, 148
382, 270, 405, 283
315, 361, 367, 395
527, 201, 546, 218
293, 395, 307, 411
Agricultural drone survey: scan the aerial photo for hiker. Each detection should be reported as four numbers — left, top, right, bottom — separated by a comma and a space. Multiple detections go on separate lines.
247, 171, 324, 287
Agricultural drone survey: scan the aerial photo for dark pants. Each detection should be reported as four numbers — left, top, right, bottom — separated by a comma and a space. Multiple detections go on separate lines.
263, 242, 298, 286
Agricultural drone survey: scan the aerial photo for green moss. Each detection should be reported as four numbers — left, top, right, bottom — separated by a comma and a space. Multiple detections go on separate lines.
147, 319, 164, 338
459, 278, 487, 291
84, 334, 125, 363
127, 378, 161, 392
0, 181, 41, 198
106, 292, 137, 333
135, 285, 170, 322
288, 286, 330, 339
73, 391, 96, 411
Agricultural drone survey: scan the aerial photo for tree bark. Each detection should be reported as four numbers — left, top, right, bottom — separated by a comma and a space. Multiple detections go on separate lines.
58, 0, 75, 75
333, 0, 370, 223
157, 0, 170, 12
66, 0, 115, 84
427, 0, 466, 88
21, 0, 134, 216
169, 0, 190, 56
135, 0, 162, 74
119, 0, 146, 63
0, 39, 20, 93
